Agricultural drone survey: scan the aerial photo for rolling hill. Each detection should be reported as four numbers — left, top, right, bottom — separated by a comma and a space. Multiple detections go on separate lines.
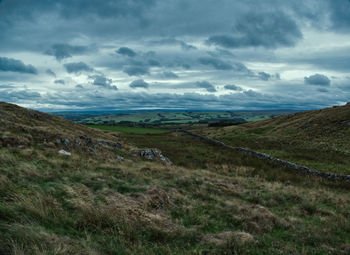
0, 102, 349, 254
199, 103, 350, 175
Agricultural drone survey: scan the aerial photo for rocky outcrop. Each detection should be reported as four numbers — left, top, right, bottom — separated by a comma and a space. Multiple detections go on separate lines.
55, 136, 122, 152
179, 130, 350, 182
138, 148, 172, 165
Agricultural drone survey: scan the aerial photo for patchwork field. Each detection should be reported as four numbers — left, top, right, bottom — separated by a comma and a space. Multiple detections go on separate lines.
55, 110, 296, 126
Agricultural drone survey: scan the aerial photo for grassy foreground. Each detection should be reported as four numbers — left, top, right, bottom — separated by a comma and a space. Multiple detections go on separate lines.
1, 135, 350, 254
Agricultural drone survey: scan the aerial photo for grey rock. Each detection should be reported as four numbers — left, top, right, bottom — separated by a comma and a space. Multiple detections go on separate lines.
80, 136, 92, 145
139, 148, 172, 164
58, 149, 71, 156
63, 138, 71, 147
97, 139, 122, 149
117, 155, 124, 161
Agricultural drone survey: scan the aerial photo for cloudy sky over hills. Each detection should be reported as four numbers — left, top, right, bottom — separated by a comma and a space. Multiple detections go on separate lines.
1, 0, 350, 110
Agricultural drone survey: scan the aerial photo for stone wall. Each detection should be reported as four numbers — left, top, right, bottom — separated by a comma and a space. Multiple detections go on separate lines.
178, 130, 350, 182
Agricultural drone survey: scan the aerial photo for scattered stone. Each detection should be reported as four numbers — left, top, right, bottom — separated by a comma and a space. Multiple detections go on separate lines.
139, 148, 172, 164
55, 138, 71, 147
58, 149, 71, 156
63, 138, 71, 147
97, 139, 122, 149
80, 135, 92, 145
202, 231, 254, 247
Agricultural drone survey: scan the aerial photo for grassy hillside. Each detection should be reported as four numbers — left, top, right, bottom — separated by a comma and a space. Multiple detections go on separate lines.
198, 103, 350, 175
1, 102, 350, 254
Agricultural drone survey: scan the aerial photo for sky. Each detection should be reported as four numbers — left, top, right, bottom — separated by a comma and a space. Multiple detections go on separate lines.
1, 0, 350, 111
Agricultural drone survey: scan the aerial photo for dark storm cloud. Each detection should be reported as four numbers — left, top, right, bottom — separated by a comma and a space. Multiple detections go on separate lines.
243, 90, 261, 97
0, 90, 41, 101
224, 84, 243, 91
89, 74, 117, 90
55, 0, 156, 20
45, 44, 89, 61
318, 88, 328, 93
0, 0, 315, 54
46, 69, 56, 77
64, 62, 93, 74
0, 57, 37, 74
304, 74, 331, 86
123, 65, 149, 76
54, 79, 65, 85
129, 79, 149, 89
289, 47, 350, 72
258, 72, 272, 81
0, 84, 15, 89
328, 0, 350, 32
198, 57, 233, 70
148, 59, 161, 67
150, 38, 197, 50
162, 71, 178, 79
207, 11, 302, 49
0, 0, 155, 21
196, 81, 216, 92
116, 47, 136, 57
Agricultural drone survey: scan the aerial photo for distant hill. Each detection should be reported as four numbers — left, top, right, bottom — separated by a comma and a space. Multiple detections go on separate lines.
199, 103, 350, 174
243, 103, 350, 142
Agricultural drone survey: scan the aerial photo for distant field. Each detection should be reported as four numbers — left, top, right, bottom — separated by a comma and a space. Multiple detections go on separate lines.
86, 124, 168, 134
55, 110, 297, 126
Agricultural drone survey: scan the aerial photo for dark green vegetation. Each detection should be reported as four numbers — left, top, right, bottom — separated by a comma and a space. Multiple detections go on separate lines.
1, 102, 349, 254
55, 110, 296, 127
86, 124, 168, 134
199, 103, 350, 175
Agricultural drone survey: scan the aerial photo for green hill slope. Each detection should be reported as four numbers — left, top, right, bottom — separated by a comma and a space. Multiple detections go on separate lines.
199, 103, 350, 174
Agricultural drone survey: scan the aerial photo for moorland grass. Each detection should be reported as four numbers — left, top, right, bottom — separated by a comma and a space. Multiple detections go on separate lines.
1, 142, 349, 254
